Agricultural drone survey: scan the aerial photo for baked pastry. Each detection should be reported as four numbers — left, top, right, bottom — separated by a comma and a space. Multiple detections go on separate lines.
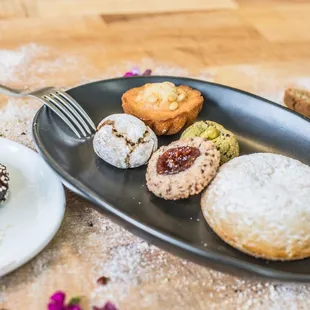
93, 114, 158, 169
146, 137, 220, 200
0, 164, 9, 203
201, 153, 310, 261
284, 87, 310, 118
181, 120, 239, 164
122, 81, 204, 135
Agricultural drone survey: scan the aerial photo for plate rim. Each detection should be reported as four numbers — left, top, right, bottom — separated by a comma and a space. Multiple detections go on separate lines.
0, 137, 66, 277
32, 76, 310, 282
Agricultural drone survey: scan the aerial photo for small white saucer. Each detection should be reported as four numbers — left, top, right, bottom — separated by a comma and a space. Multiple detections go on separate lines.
0, 138, 65, 277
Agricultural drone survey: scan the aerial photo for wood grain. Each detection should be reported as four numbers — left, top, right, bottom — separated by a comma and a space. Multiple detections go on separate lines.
1, 1, 310, 309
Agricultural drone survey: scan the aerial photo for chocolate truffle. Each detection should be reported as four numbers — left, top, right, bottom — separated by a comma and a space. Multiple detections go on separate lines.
0, 163, 9, 204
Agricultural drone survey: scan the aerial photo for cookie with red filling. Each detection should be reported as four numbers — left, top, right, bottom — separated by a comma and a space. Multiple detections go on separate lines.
146, 137, 220, 200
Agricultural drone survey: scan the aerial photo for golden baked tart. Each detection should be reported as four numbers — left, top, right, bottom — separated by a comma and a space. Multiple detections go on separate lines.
121, 81, 204, 135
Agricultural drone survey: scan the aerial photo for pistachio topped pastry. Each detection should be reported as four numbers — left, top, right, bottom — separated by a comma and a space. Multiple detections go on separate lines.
181, 121, 239, 164
122, 81, 203, 136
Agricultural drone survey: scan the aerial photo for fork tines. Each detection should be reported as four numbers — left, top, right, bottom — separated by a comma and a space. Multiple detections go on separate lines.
41, 88, 96, 138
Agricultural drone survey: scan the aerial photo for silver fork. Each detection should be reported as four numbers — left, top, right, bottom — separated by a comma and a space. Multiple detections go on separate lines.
0, 84, 96, 139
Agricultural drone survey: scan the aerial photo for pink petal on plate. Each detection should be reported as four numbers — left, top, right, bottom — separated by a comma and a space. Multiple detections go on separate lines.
50, 291, 66, 304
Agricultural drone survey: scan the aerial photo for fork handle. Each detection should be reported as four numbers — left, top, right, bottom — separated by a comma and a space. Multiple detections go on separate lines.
0, 84, 24, 98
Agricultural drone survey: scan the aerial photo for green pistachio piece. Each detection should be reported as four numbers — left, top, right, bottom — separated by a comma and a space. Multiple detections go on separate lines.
181, 121, 208, 139
201, 126, 220, 140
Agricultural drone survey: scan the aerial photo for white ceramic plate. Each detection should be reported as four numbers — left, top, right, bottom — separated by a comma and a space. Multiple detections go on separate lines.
0, 138, 65, 277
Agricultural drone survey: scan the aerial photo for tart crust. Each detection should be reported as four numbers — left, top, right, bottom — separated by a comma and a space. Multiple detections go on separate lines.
122, 82, 204, 135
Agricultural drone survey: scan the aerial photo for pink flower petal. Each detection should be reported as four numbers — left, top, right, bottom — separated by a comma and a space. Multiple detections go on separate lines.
92, 302, 118, 310
50, 291, 66, 304
124, 72, 135, 77
48, 302, 65, 310
102, 302, 118, 310
142, 69, 152, 76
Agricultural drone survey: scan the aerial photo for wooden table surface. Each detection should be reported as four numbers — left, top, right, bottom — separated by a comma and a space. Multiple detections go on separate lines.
1, 1, 310, 309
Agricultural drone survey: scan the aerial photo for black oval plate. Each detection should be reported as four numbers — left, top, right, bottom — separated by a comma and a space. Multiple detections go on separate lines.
33, 76, 310, 283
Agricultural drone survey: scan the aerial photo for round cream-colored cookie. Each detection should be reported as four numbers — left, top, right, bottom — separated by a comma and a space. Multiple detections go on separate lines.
146, 137, 220, 200
201, 153, 310, 261
93, 114, 158, 169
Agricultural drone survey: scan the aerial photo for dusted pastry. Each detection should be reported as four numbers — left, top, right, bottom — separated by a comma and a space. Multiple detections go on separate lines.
201, 153, 310, 261
181, 120, 239, 164
93, 114, 158, 169
122, 81, 203, 135
146, 137, 220, 200
0, 163, 9, 204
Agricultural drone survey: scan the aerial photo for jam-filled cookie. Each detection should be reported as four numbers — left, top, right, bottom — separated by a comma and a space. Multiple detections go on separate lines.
93, 114, 158, 169
121, 81, 204, 136
181, 120, 239, 165
146, 137, 220, 200
0, 164, 9, 204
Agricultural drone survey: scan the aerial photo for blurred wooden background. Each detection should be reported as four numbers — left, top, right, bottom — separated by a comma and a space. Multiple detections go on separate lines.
0, 0, 310, 68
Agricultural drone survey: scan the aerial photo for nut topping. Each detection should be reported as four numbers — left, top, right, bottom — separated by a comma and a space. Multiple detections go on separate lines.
168, 94, 178, 102
147, 94, 158, 103
169, 101, 179, 111
201, 127, 220, 140
177, 93, 186, 102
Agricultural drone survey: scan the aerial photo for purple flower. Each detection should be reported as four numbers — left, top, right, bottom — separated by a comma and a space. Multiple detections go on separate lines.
48, 291, 66, 310
142, 69, 152, 76
48, 291, 82, 310
67, 305, 82, 310
51, 291, 66, 304
123, 67, 152, 77
48, 291, 117, 310
93, 301, 118, 310
123, 72, 137, 77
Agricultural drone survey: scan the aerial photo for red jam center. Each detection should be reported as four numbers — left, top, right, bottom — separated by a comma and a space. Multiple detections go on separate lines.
157, 146, 201, 175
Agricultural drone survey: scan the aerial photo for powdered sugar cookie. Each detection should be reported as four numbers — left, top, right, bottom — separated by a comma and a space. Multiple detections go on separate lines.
146, 137, 220, 200
201, 153, 310, 261
93, 114, 158, 169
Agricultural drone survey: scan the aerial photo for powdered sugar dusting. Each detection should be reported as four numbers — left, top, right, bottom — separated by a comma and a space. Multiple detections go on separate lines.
0, 44, 310, 309
203, 153, 310, 260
